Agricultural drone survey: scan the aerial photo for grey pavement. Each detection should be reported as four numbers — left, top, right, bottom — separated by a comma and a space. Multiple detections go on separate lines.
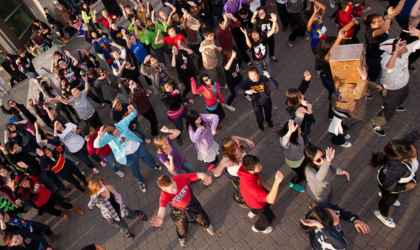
0, 0, 420, 249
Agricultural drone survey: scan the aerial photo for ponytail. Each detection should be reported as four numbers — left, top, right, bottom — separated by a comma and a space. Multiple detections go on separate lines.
369, 152, 387, 168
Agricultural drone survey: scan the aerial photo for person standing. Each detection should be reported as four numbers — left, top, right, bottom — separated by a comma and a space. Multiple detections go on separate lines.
151, 173, 215, 247
236, 68, 279, 131
169, 44, 196, 98
237, 155, 284, 234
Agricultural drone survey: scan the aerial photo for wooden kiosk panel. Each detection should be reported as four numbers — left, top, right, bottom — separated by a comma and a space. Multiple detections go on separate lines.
329, 44, 365, 87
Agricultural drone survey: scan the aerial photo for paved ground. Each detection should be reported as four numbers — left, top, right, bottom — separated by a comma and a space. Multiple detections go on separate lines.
1, 0, 420, 249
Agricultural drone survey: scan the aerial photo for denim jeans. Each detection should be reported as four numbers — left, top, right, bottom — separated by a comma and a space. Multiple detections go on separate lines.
252, 98, 272, 124
131, 123, 146, 141
256, 57, 271, 76
126, 144, 156, 183
73, 143, 97, 169
105, 207, 141, 235
171, 160, 196, 176
25, 71, 39, 79
66, 0, 81, 13
102, 153, 119, 173
169, 108, 188, 133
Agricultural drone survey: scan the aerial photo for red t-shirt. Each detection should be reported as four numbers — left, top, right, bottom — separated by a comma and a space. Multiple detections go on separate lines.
159, 173, 198, 210
96, 14, 117, 31
162, 34, 186, 49
18, 176, 51, 207
86, 128, 112, 157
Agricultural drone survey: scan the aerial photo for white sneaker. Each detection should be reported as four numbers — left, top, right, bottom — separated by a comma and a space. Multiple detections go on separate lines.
93, 168, 99, 174
344, 134, 351, 140
75, 161, 79, 165
139, 182, 147, 193
225, 105, 236, 111
252, 225, 273, 234
220, 85, 228, 89
206, 225, 215, 235
330, 3, 335, 8
59, 44, 65, 47
100, 161, 107, 167
248, 211, 256, 219
374, 210, 396, 228
115, 171, 125, 177
378, 192, 400, 206
144, 139, 151, 144
340, 141, 352, 148
244, 95, 252, 101
247, 61, 253, 67
80, 170, 85, 175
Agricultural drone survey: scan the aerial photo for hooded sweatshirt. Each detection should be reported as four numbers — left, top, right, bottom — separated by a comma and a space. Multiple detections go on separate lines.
222, 0, 242, 15
237, 165, 267, 209
237, 75, 278, 103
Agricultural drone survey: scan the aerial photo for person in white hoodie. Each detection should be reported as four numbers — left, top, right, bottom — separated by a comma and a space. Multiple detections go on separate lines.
371, 27, 420, 136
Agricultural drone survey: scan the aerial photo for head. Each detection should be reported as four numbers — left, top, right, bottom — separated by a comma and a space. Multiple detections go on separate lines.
238, 7, 249, 19
124, 5, 132, 13
44, 8, 51, 13
89, 30, 98, 39
110, 50, 120, 59
88, 177, 110, 195
187, 110, 206, 132
129, 34, 137, 44
169, 44, 178, 55
285, 88, 304, 107
80, 48, 89, 57
32, 20, 41, 26
128, 80, 138, 89
53, 120, 65, 131
248, 67, 260, 82
7, 99, 16, 108
340, 0, 351, 11
203, 28, 214, 41
301, 205, 340, 234
171, 12, 180, 22
312, 11, 324, 25
43, 147, 54, 159
222, 48, 236, 62
200, 74, 213, 86
275, 121, 301, 145
5, 123, 16, 132
218, 17, 227, 30
392, 38, 409, 55
154, 135, 170, 154
87, 68, 101, 79
148, 55, 159, 68
256, 7, 268, 20
304, 143, 325, 168
315, 36, 337, 66
2, 232, 22, 246
70, 87, 81, 98
146, 19, 154, 29
82, 125, 97, 138
370, 140, 418, 168
106, 124, 120, 136
82, 3, 88, 10
102, 9, 109, 18
159, 10, 168, 20
48, 107, 58, 117
250, 30, 261, 42
0, 165, 13, 178
242, 155, 262, 174
364, 14, 383, 29
112, 98, 123, 111
167, 26, 177, 37
157, 175, 178, 193
110, 21, 118, 31
222, 137, 245, 164
57, 58, 68, 69
17, 49, 25, 58
160, 82, 174, 93
5, 141, 20, 154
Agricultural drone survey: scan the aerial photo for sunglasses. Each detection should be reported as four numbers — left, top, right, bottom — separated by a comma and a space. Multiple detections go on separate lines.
314, 15, 323, 21
203, 77, 211, 82
315, 153, 326, 163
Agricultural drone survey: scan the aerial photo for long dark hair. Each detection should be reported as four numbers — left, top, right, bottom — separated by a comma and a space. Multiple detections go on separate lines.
300, 205, 334, 234
40, 81, 55, 98
275, 121, 300, 146
187, 110, 207, 132
315, 36, 337, 67
255, 7, 269, 24
364, 14, 382, 30
21, 178, 39, 202
43, 148, 60, 165
304, 143, 323, 169
222, 48, 237, 66
370, 140, 417, 168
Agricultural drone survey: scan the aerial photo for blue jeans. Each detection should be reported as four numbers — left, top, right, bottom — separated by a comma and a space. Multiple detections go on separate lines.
301, 124, 312, 145
73, 143, 98, 169
131, 123, 146, 141
169, 108, 188, 133
256, 57, 271, 76
102, 153, 119, 173
126, 144, 156, 183
105, 207, 142, 235
25, 71, 39, 79
171, 160, 196, 176
66, 0, 81, 13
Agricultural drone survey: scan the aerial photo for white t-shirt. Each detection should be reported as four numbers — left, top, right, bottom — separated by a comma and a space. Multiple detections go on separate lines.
116, 134, 140, 155
57, 123, 84, 153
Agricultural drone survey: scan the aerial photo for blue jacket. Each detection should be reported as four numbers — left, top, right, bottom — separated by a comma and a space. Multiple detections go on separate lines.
93, 110, 143, 165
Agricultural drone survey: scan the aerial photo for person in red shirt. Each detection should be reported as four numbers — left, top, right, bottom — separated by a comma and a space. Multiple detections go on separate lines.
151, 173, 215, 247
83, 125, 125, 178
93, 9, 119, 32
334, 1, 362, 43
237, 155, 284, 234
155, 26, 186, 49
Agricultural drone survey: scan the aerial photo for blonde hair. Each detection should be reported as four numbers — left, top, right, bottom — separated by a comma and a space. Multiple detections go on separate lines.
88, 177, 110, 195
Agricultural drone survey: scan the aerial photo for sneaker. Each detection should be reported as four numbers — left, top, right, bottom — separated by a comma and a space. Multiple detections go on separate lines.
183, 102, 188, 106
207, 164, 216, 172
258, 123, 265, 131
178, 238, 186, 247
76, 161, 79, 165
374, 210, 396, 228
244, 95, 252, 101
370, 120, 386, 136
292, 170, 297, 175
246, 49, 251, 54
206, 224, 215, 235
115, 171, 125, 177
252, 225, 273, 234
267, 120, 273, 128
330, 3, 335, 8
316, 70, 321, 77
409, 65, 416, 72
154, 164, 162, 171
138, 182, 147, 193
220, 85, 228, 89
225, 105, 236, 111
303, 36, 310, 41
100, 161, 106, 167
139, 211, 148, 221
396, 106, 405, 112
93, 168, 99, 174
288, 182, 305, 192
101, 103, 105, 106
344, 134, 351, 140
247, 61, 253, 67
339, 141, 352, 148
378, 192, 400, 206
282, 26, 287, 32
270, 56, 278, 62
248, 211, 257, 219
59, 44, 65, 47
125, 232, 135, 240
287, 40, 293, 47
144, 138, 151, 143
80, 170, 85, 175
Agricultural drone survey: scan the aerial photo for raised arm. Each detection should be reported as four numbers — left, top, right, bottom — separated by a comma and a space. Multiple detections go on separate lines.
325, 29, 346, 62
266, 14, 278, 38
155, 29, 165, 45
161, 125, 181, 140
240, 27, 252, 48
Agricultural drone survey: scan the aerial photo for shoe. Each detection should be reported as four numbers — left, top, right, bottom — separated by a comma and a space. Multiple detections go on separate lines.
100, 103, 105, 106
374, 210, 396, 228
80, 170, 85, 175
100, 161, 106, 167
58, 187, 71, 192
409, 65, 416, 72
316, 70, 321, 77
378, 192, 401, 206
140, 212, 148, 221
288, 182, 305, 192
252, 225, 273, 234
206, 224, 215, 235
61, 210, 69, 221
49, 233, 62, 242
207, 164, 216, 172
244, 95, 252, 101
370, 120, 386, 136
330, 3, 335, 8
339, 141, 352, 148
93, 168, 99, 174
246, 49, 251, 54
225, 105, 236, 111
116, 171, 125, 177
176, 137, 183, 146
144, 138, 151, 143
220, 85, 228, 89
38, 210, 44, 216
62, 198, 71, 203
344, 134, 351, 140
248, 211, 256, 219
287, 40, 293, 47
303, 36, 310, 41
178, 238, 186, 247
282, 26, 287, 32
154, 165, 162, 171
58, 44, 65, 47
125, 232, 135, 240
258, 123, 264, 131
139, 182, 147, 193
267, 120, 273, 128
367, 94, 373, 99
247, 61, 253, 67
183, 102, 188, 106
396, 106, 405, 112
270, 56, 278, 62
71, 204, 85, 216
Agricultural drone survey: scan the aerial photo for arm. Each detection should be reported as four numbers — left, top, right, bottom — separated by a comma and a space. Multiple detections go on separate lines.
224, 51, 236, 70
87, 193, 100, 209
171, 52, 176, 67
214, 157, 231, 177
409, 0, 420, 26
266, 14, 278, 38
325, 29, 346, 62
190, 77, 204, 95
340, 4, 354, 23
266, 171, 284, 204
202, 114, 219, 131
312, 160, 332, 182
154, 30, 165, 45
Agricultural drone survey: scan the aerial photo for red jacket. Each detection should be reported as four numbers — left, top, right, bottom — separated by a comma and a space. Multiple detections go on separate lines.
237, 165, 267, 209
336, 4, 360, 39
86, 128, 112, 157
191, 77, 225, 108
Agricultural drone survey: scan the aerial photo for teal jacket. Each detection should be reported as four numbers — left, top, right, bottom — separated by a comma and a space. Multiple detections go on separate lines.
93, 110, 143, 165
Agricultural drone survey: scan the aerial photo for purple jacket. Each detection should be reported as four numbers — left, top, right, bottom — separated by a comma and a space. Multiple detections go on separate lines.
188, 114, 219, 152
222, 0, 242, 15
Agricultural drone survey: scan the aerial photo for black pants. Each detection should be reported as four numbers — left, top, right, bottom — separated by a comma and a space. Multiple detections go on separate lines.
31, 221, 53, 237
378, 185, 399, 217
153, 45, 168, 66
267, 36, 275, 57
142, 107, 159, 136
288, 13, 306, 42
373, 85, 409, 127
64, 167, 88, 192
84, 111, 103, 128
60, 103, 79, 124
251, 203, 275, 231
252, 98, 272, 125
38, 193, 72, 217
330, 110, 358, 145
45, 170, 65, 190
233, 32, 251, 64
290, 159, 307, 185
277, 3, 288, 28
179, 74, 195, 98
207, 104, 225, 122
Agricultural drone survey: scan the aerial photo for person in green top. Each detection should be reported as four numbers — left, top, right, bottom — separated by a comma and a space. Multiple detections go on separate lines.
144, 13, 169, 66
81, 3, 100, 32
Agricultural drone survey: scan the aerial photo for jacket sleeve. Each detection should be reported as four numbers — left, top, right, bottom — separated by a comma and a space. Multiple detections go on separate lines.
93, 78, 101, 88
298, 78, 310, 95
353, 4, 362, 17
86, 139, 96, 155
343, 78, 368, 100
140, 63, 152, 78
93, 134, 110, 149
229, 20, 241, 29
309, 161, 332, 182
84, 29, 92, 44
118, 109, 138, 128
92, 54, 100, 68
202, 114, 219, 131
267, 77, 279, 91
311, 225, 348, 249
189, 126, 203, 143
0, 106, 11, 115
191, 77, 204, 95
88, 193, 99, 209
236, 80, 249, 95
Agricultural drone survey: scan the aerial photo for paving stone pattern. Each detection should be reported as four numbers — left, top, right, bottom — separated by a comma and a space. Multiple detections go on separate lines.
1, 0, 420, 249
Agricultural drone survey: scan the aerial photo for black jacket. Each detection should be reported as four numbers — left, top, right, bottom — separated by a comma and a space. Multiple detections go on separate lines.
9, 230, 50, 250
237, 76, 279, 103
1, 104, 37, 124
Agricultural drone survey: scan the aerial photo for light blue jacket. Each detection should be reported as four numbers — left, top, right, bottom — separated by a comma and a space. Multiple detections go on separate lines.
93, 110, 143, 165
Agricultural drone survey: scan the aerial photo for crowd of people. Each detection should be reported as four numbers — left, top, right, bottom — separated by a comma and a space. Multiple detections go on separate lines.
0, 0, 419, 249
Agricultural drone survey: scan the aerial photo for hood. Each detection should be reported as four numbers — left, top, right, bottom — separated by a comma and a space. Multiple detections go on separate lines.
237, 165, 260, 181
379, 39, 396, 55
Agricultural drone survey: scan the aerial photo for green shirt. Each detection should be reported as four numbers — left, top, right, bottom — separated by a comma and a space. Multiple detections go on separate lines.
144, 23, 168, 49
